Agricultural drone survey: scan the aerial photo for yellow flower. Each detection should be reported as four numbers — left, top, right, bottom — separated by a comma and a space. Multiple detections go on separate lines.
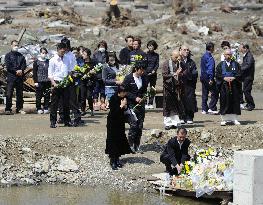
68, 75, 73, 82
185, 161, 190, 174
134, 55, 143, 61
74, 65, 81, 72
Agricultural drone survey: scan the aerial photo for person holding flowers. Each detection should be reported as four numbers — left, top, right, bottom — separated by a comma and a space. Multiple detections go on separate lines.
160, 127, 190, 176
92, 40, 109, 111
48, 43, 71, 128
123, 58, 148, 153
80, 48, 95, 116
102, 51, 122, 108
128, 38, 147, 65
216, 48, 242, 126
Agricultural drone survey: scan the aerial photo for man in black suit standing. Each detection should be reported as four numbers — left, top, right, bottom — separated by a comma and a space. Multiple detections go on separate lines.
160, 128, 190, 176
123, 59, 148, 153
239, 44, 255, 111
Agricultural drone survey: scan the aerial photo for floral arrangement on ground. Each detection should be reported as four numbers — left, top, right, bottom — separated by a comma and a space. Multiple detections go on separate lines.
171, 147, 233, 198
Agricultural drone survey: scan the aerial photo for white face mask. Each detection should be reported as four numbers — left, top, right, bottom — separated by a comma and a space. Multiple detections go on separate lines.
12, 46, 19, 52
98, 47, 105, 53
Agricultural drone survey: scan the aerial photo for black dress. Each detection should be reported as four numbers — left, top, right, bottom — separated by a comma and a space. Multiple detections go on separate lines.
105, 94, 132, 158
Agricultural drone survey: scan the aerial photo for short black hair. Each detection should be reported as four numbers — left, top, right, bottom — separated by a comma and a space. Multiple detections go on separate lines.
117, 85, 127, 93
177, 127, 187, 135
206, 42, 214, 51
242, 43, 249, 50
125, 35, 134, 42
221, 41, 230, 49
40, 47, 48, 53
82, 48, 91, 56
132, 59, 147, 72
147, 40, 158, 50
61, 37, 71, 49
57, 43, 67, 50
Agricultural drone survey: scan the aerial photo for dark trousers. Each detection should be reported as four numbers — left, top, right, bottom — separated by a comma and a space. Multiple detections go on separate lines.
160, 155, 178, 176
127, 106, 145, 149
80, 82, 94, 111
5, 78, 23, 112
106, 5, 121, 22
35, 81, 51, 110
50, 87, 70, 124
201, 80, 219, 111
243, 79, 255, 108
147, 74, 157, 105
58, 85, 81, 122
239, 82, 244, 104
93, 80, 105, 100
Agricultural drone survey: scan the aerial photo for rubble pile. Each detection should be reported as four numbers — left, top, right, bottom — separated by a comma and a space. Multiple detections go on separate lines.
102, 8, 138, 28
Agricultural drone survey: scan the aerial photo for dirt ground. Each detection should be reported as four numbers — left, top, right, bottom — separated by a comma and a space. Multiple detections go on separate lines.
0, 92, 262, 191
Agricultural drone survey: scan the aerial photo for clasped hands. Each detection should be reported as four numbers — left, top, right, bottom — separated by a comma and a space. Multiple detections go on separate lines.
224, 77, 235, 83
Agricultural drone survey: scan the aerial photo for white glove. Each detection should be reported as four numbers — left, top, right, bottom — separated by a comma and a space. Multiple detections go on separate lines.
35, 83, 39, 87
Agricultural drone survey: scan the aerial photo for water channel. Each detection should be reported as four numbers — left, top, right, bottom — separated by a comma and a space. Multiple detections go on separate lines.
0, 185, 220, 205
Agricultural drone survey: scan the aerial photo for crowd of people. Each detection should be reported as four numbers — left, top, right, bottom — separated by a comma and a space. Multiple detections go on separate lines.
2, 36, 256, 170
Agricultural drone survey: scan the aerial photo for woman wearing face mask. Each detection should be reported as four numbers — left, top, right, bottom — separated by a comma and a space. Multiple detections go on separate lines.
102, 51, 122, 108
33, 47, 51, 114
92, 40, 109, 111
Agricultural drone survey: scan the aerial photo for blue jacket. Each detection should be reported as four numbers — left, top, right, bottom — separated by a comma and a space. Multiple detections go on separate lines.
200, 51, 215, 81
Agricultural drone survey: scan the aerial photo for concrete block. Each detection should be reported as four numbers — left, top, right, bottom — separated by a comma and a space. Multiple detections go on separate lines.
233, 190, 253, 205
233, 149, 263, 205
234, 173, 253, 193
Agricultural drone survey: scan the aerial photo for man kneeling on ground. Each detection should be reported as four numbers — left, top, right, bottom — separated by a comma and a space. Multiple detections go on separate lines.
160, 127, 190, 176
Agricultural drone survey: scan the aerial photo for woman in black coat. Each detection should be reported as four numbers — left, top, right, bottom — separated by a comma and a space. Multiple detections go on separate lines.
105, 86, 132, 170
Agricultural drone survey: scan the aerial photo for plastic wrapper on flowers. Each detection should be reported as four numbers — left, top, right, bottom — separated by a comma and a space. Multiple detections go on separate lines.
116, 64, 132, 82
82, 63, 104, 80
171, 148, 234, 198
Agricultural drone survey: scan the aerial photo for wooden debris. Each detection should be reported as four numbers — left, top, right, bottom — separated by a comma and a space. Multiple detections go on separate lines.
242, 18, 262, 37
17, 28, 27, 45
220, 4, 232, 13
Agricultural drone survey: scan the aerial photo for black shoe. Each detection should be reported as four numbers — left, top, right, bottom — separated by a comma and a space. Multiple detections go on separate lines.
4, 110, 14, 115
165, 126, 172, 130
90, 110, 94, 116
50, 123, 57, 128
116, 158, 123, 168
110, 159, 118, 170
73, 119, 84, 127
245, 105, 254, 111
111, 163, 118, 170
64, 122, 72, 127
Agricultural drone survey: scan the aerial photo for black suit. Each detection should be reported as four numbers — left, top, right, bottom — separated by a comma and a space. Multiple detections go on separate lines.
123, 73, 148, 149
160, 137, 190, 175
240, 51, 255, 108
5, 51, 27, 112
